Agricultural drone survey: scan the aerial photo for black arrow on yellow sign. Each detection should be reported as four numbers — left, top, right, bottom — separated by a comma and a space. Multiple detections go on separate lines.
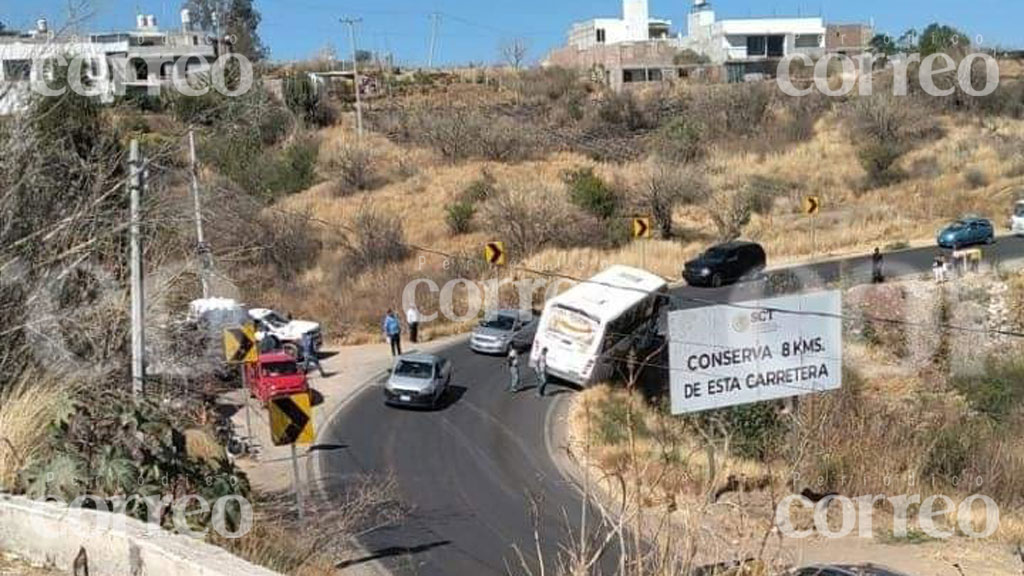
632, 217, 651, 239
484, 242, 506, 266
223, 324, 257, 364
269, 393, 314, 446
804, 196, 820, 215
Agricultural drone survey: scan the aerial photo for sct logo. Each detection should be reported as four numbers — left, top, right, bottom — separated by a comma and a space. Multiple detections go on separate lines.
733, 309, 776, 333
731, 313, 751, 333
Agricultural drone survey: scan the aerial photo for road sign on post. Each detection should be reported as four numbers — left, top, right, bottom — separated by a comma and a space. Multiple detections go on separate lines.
269, 393, 314, 446
268, 392, 314, 521
803, 196, 820, 215
631, 217, 651, 239
668, 291, 843, 415
485, 242, 506, 266
223, 324, 258, 364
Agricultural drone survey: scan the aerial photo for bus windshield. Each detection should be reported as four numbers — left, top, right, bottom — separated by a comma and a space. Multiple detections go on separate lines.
545, 306, 600, 353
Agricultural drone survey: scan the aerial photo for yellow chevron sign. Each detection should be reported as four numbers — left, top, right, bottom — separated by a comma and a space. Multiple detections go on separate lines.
485, 242, 506, 266
269, 392, 314, 446
223, 323, 258, 364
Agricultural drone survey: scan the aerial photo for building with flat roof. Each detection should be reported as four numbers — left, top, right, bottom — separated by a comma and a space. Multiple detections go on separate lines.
1, 11, 217, 115
681, 0, 826, 80
546, 0, 838, 88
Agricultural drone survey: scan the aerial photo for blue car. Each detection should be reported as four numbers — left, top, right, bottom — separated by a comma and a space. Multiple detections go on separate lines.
937, 217, 995, 249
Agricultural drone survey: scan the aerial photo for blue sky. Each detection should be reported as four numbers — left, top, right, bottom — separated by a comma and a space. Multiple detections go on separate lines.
4, 0, 1020, 64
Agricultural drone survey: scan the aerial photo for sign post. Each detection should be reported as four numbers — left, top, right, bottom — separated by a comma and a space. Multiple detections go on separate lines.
632, 217, 651, 269
484, 241, 506, 267
803, 196, 820, 259
223, 324, 258, 449
668, 291, 842, 415
269, 393, 315, 520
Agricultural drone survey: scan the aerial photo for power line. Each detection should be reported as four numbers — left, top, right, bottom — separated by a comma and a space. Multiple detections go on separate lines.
223, 189, 1024, 343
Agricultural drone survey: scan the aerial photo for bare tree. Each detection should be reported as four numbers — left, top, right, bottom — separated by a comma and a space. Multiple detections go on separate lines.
500, 37, 530, 71
633, 161, 710, 239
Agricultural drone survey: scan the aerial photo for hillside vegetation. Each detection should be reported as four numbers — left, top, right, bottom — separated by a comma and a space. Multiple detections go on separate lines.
260, 64, 1024, 341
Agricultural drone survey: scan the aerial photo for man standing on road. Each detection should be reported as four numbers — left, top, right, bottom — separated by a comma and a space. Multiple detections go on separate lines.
383, 310, 402, 357
507, 349, 521, 393
300, 331, 326, 377
407, 305, 420, 344
872, 247, 884, 283
535, 347, 549, 398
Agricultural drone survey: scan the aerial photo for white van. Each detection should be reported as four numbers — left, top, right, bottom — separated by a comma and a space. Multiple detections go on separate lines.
530, 266, 668, 386
1011, 200, 1024, 236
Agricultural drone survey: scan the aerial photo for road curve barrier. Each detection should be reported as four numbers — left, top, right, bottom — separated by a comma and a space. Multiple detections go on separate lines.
0, 494, 281, 576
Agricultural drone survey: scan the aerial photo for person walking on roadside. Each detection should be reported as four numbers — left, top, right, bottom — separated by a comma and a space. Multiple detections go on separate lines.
507, 348, 521, 393
933, 255, 944, 283
383, 309, 402, 357
871, 247, 884, 284
300, 331, 326, 377
407, 305, 420, 344
535, 347, 549, 398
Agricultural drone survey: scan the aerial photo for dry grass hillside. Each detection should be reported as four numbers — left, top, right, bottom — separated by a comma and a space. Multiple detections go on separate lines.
260, 75, 1024, 342
567, 271, 1024, 572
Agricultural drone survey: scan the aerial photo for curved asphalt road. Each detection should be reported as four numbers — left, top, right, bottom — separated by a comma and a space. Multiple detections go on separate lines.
320, 236, 1024, 576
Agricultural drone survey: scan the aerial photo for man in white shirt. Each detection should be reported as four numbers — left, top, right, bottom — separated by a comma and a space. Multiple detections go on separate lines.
406, 305, 420, 343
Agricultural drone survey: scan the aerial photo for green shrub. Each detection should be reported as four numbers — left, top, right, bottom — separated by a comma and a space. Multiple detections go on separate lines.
922, 424, 970, 481
263, 135, 320, 197
283, 72, 336, 128
949, 358, 1024, 421
460, 171, 498, 204
724, 403, 785, 460
963, 167, 989, 189
594, 396, 648, 446
445, 201, 476, 235
859, 140, 906, 188
651, 117, 705, 163
565, 167, 618, 220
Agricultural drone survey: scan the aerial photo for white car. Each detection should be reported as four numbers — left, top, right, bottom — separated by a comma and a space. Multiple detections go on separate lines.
1011, 200, 1024, 236
248, 308, 322, 352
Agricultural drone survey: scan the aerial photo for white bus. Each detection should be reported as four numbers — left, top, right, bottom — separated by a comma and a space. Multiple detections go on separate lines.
530, 266, 668, 386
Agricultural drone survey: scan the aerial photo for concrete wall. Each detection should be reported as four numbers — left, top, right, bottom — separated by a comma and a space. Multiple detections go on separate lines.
0, 495, 281, 576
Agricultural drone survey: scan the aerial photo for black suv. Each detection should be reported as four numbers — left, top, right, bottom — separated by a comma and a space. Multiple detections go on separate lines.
682, 241, 766, 288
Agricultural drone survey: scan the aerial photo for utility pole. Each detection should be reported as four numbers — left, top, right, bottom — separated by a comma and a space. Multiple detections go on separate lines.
340, 17, 364, 139
129, 140, 145, 399
188, 130, 211, 298
427, 12, 441, 68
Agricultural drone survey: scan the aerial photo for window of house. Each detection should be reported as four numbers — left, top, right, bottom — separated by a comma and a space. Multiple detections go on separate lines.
131, 58, 149, 81
747, 36, 767, 57
647, 68, 663, 81
596, 28, 606, 43
795, 34, 820, 49
767, 35, 785, 57
3, 60, 31, 82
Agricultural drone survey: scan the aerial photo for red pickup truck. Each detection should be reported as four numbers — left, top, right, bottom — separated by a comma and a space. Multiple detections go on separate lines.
245, 351, 310, 404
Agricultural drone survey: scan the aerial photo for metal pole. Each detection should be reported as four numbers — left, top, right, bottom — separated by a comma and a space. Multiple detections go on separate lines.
188, 130, 211, 298
240, 365, 252, 445
341, 18, 364, 139
427, 12, 440, 69
291, 443, 305, 520
129, 139, 145, 399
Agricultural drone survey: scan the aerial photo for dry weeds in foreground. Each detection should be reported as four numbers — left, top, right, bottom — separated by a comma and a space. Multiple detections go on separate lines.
0, 370, 66, 492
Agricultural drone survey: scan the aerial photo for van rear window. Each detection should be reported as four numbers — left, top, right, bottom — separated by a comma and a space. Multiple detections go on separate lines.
546, 306, 599, 351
